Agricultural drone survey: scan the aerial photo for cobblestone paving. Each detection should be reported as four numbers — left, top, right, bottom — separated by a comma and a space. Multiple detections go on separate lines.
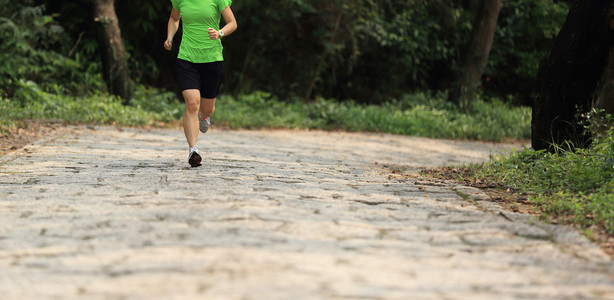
0, 127, 613, 300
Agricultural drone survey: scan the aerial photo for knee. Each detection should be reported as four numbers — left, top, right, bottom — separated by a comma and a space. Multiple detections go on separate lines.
185, 99, 199, 114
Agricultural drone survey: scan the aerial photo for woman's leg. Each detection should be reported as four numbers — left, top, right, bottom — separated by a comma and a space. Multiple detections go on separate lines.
200, 97, 216, 120
182, 89, 201, 148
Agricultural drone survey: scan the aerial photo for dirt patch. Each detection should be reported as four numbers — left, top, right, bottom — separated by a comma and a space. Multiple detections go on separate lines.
0, 120, 66, 157
421, 167, 535, 214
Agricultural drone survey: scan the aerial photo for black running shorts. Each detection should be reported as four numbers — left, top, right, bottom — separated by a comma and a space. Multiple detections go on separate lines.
176, 59, 224, 99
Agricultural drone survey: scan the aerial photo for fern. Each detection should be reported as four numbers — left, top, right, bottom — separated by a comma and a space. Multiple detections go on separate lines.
0, 0, 101, 99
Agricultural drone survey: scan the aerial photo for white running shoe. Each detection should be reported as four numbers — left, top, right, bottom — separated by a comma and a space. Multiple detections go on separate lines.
188, 147, 202, 167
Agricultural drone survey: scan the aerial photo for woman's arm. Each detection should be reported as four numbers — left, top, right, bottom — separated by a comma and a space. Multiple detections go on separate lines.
164, 7, 181, 50
207, 6, 237, 40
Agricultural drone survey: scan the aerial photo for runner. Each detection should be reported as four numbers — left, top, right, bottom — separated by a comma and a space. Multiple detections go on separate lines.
164, 0, 237, 167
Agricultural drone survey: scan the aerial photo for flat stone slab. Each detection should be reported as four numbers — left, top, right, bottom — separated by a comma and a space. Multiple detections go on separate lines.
0, 127, 612, 299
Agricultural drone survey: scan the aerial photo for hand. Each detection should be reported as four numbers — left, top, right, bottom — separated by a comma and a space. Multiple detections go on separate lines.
208, 27, 219, 40
164, 39, 172, 51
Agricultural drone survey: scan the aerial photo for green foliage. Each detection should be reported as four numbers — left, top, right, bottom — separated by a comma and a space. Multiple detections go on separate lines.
489, 0, 569, 103
128, 86, 184, 122
1, 84, 183, 130
578, 108, 614, 141
0, 0, 103, 99
0, 1, 173, 130
214, 91, 530, 141
219, 0, 569, 103
36, 0, 569, 104
115, 1, 170, 83
223, 0, 471, 102
359, 1, 469, 89
471, 127, 614, 234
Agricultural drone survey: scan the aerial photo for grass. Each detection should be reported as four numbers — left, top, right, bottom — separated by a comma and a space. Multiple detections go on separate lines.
425, 128, 614, 236
0, 85, 183, 130
2, 89, 531, 142
214, 91, 531, 142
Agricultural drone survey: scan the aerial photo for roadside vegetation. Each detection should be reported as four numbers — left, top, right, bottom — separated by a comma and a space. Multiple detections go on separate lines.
214, 92, 530, 142
0, 86, 182, 129
0, 0, 530, 141
424, 112, 614, 247
485, 132, 614, 236
1, 87, 530, 142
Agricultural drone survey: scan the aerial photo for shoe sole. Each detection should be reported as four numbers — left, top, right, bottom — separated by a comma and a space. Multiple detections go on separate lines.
189, 152, 202, 167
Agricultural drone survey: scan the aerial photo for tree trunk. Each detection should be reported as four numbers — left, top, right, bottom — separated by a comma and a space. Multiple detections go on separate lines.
464, 0, 481, 15
91, 0, 133, 101
449, 0, 501, 111
595, 46, 614, 114
533, 1, 614, 151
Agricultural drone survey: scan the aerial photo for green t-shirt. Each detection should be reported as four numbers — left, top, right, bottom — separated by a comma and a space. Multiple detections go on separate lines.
171, 0, 232, 63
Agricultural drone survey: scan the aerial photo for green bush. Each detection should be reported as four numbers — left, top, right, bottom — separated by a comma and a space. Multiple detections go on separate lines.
214, 91, 530, 141
16, 0, 570, 103
0, 83, 183, 130
489, 0, 569, 103
220, 0, 568, 102
471, 129, 614, 234
0, 0, 103, 99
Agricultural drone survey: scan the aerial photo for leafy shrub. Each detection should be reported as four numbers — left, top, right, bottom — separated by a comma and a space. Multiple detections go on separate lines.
214, 91, 530, 141
34, 0, 570, 103
489, 0, 569, 104
0, 0, 104, 99
471, 127, 614, 234
0, 83, 183, 130
217, 0, 568, 103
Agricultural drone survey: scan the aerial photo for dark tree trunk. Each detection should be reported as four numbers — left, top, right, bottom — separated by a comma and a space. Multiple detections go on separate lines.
464, 0, 481, 15
91, 0, 133, 101
449, 0, 501, 111
533, 1, 614, 151
595, 46, 614, 114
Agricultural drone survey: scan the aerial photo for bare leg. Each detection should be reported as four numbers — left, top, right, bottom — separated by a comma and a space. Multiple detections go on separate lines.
200, 97, 216, 120
182, 89, 201, 148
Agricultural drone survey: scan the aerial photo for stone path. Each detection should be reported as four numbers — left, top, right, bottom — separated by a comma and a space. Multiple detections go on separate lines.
0, 126, 613, 299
